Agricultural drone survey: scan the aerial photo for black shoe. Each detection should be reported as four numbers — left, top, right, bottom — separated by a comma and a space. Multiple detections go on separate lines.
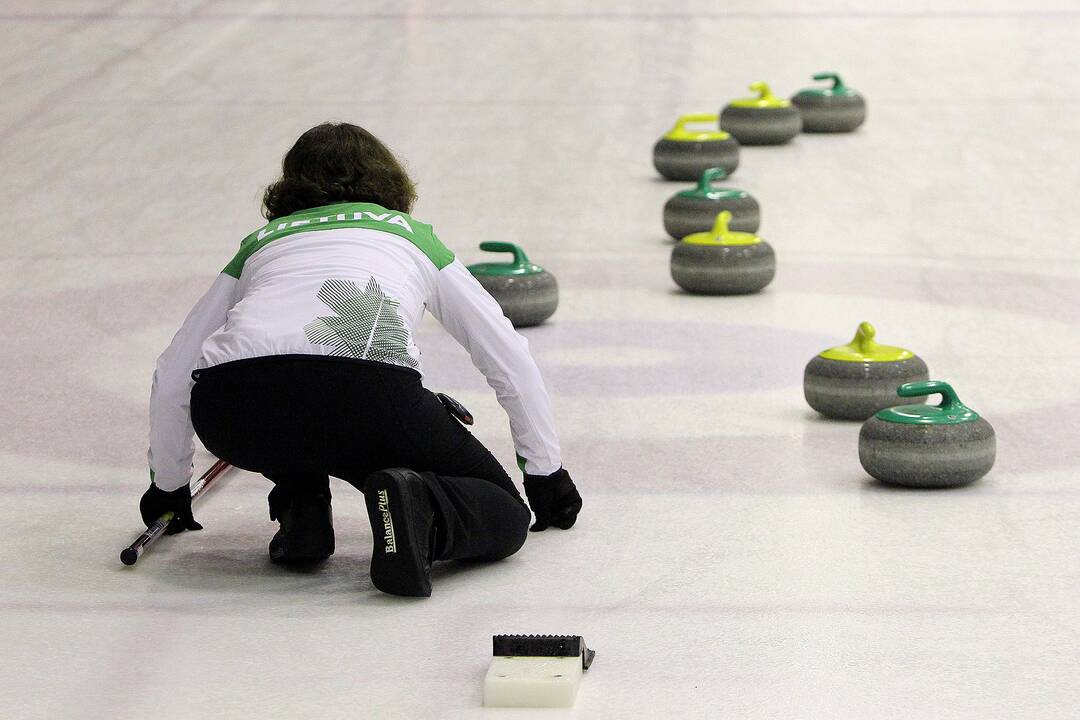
268, 489, 335, 564
362, 468, 438, 597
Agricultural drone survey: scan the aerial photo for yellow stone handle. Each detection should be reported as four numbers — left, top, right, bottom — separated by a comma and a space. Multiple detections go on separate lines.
709, 210, 733, 238
749, 81, 778, 103
672, 113, 719, 133
820, 321, 914, 362
682, 209, 760, 246
852, 321, 879, 354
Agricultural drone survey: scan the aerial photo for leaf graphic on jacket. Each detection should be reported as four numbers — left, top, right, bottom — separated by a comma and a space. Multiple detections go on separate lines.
304, 277, 419, 368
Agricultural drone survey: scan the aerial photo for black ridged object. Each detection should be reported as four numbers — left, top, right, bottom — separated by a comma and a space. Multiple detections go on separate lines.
492, 635, 596, 670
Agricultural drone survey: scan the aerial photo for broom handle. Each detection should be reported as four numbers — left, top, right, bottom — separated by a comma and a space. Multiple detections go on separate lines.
120, 459, 232, 566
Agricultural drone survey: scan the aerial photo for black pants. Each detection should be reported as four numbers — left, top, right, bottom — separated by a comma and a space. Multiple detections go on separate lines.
189, 355, 530, 562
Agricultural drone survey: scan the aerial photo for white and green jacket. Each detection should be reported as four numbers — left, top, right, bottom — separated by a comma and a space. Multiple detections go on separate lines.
148, 202, 562, 491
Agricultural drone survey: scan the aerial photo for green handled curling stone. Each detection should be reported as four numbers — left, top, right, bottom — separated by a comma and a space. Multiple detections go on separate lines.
804, 322, 930, 420
860, 381, 995, 488
663, 167, 760, 240
720, 81, 802, 145
653, 113, 740, 181
670, 210, 775, 295
791, 72, 866, 133
468, 242, 558, 328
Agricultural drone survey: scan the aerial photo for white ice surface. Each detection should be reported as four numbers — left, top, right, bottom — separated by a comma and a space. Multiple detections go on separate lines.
1, 1, 1078, 718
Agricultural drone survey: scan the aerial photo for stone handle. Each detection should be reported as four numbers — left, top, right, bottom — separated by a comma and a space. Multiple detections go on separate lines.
673, 113, 720, 133
749, 81, 777, 101
697, 167, 729, 192
811, 72, 846, 91
897, 380, 962, 410
478, 242, 531, 269
709, 211, 733, 237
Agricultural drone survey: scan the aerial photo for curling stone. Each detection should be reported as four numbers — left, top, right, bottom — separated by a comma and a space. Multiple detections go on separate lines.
720, 81, 802, 145
860, 381, 995, 488
467, 242, 558, 327
804, 322, 929, 420
670, 210, 775, 295
663, 167, 760, 241
653, 113, 740, 181
791, 72, 866, 133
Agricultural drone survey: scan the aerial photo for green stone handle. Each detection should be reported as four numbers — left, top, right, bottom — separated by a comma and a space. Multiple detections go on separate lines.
478, 241, 531, 270
812, 72, 846, 91
697, 167, 729, 192
897, 380, 963, 411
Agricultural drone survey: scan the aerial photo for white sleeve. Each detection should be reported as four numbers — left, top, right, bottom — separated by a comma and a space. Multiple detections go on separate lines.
428, 259, 562, 475
147, 273, 238, 491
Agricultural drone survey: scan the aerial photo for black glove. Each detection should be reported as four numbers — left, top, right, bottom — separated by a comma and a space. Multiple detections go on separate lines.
139, 483, 202, 535
523, 468, 581, 532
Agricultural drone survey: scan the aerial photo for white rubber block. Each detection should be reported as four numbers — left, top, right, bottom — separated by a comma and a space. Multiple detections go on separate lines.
482, 656, 584, 708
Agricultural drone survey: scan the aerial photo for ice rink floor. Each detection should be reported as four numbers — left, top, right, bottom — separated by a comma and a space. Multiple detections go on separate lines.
2, 1, 1079, 718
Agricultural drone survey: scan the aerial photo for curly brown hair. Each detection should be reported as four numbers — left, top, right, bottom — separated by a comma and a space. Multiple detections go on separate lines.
262, 122, 417, 220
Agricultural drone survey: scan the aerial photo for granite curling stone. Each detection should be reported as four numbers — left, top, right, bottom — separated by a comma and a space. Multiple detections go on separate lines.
653, 113, 740, 181
720, 81, 802, 145
791, 72, 866, 133
804, 322, 930, 420
670, 210, 775, 295
468, 242, 558, 328
663, 166, 760, 240
860, 381, 995, 488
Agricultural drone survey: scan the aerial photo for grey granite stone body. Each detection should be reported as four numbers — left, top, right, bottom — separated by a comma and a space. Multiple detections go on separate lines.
719, 105, 802, 145
670, 241, 775, 295
859, 415, 996, 487
803, 355, 929, 420
653, 137, 740, 180
791, 94, 866, 132
663, 193, 760, 240
475, 271, 558, 327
